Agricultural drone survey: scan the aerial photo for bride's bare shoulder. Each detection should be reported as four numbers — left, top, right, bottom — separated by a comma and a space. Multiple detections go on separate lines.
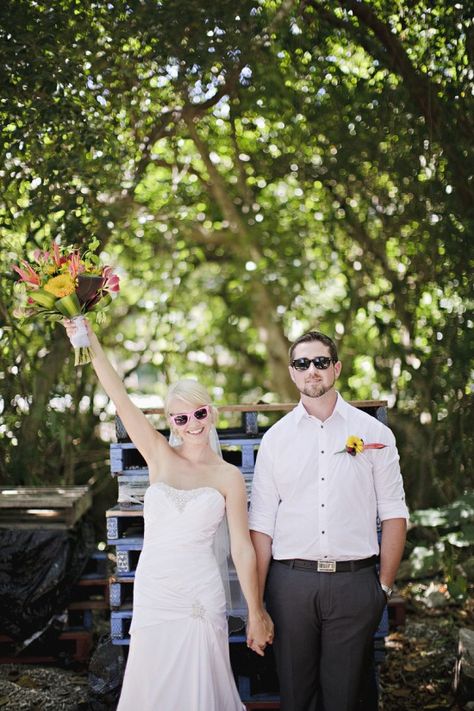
217, 461, 246, 493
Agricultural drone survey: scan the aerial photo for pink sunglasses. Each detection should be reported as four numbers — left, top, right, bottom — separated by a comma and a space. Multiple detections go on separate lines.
169, 405, 211, 427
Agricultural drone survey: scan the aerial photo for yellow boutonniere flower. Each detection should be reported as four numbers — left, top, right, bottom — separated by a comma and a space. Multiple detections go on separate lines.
346, 435, 364, 455
336, 435, 388, 456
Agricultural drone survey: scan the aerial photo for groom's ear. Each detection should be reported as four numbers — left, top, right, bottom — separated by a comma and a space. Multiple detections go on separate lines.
334, 361, 342, 379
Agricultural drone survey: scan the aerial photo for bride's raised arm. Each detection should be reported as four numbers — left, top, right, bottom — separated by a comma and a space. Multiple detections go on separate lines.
63, 318, 168, 465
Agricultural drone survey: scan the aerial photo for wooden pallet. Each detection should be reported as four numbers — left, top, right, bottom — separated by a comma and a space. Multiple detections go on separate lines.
106, 506, 144, 542
110, 437, 259, 476
0, 486, 92, 529
69, 577, 110, 616
244, 702, 280, 710
115, 401, 388, 441
109, 576, 134, 610
0, 630, 93, 664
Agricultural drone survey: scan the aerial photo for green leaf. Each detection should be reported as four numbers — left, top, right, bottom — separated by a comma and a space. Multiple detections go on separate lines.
55, 292, 82, 317
29, 289, 57, 309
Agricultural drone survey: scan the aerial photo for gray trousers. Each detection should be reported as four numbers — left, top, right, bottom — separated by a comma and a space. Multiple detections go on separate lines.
265, 560, 386, 711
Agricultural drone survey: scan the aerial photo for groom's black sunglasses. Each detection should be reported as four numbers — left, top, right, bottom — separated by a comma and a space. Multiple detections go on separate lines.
291, 356, 336, 371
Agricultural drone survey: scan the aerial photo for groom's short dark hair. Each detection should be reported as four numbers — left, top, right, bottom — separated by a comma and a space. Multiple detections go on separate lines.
289, 331, 338, 363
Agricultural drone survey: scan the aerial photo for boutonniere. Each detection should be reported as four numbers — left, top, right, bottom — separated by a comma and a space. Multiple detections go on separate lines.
336, 435, 387, 457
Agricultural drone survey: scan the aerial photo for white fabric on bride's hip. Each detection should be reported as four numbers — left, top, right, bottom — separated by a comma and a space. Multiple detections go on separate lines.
117, 482, 245, 711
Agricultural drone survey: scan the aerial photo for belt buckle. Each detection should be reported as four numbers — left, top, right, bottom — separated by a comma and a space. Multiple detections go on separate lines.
317, 560, 336, 573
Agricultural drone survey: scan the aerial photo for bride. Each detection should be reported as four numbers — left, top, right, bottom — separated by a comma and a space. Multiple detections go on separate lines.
63, 317, 273, 711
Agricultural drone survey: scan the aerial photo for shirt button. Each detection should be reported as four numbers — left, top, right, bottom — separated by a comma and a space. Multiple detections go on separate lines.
322, 531, 325, 534
321, 450, 324, 454
321, 477, 325, 481
321, 504, 325, 507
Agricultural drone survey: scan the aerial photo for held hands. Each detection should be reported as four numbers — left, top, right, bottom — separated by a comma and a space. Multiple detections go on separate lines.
246, 608, 274, 657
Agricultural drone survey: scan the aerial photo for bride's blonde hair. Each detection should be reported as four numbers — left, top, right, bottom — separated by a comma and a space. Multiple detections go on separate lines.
165, 379, 218, 420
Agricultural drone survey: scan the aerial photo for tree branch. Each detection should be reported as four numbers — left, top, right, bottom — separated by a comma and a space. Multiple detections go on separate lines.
301, 0, 474, 212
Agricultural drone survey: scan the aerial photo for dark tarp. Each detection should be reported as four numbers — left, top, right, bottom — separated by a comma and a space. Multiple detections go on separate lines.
0, 519, 94, 645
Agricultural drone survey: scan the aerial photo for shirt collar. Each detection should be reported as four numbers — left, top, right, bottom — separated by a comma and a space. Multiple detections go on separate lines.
294, 392, 349, 423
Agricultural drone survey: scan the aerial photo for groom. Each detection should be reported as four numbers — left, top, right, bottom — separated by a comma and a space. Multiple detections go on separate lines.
249, 330, 408, 711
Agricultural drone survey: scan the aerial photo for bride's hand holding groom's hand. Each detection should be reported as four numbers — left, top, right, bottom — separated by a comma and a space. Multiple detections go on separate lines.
246, 608, 274, 656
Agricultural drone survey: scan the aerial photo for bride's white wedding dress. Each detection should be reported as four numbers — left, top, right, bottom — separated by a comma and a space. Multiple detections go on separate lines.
117, 481, 245, 711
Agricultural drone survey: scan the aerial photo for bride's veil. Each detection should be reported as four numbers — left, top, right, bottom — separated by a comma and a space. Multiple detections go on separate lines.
168, 425, 235, 615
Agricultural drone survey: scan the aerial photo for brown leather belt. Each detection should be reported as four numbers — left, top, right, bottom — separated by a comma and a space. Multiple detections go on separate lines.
275, 555, 378, 573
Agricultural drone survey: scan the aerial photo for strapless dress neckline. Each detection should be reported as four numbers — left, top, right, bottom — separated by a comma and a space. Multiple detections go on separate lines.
151, 480, 225, 502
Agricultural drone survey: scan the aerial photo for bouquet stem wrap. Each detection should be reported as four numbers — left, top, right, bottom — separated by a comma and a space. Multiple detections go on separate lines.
70, 315, 92, 365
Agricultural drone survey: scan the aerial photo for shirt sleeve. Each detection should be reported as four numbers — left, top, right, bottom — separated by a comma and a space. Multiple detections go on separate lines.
248, 433, 280, 537
372, 426, 410, 521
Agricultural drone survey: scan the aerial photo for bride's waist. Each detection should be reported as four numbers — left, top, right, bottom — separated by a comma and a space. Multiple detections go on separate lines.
141, 541, 214, 556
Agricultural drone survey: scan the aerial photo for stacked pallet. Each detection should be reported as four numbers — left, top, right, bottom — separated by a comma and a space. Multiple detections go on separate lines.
106, 401, 393, 709
0, 486, 106, 664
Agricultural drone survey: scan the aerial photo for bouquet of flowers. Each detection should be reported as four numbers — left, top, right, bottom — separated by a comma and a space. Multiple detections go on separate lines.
13, 239, 120, 365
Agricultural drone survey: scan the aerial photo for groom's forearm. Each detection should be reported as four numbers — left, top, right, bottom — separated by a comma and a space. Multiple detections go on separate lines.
250, 531, 273, 601
379, 517, 407, 588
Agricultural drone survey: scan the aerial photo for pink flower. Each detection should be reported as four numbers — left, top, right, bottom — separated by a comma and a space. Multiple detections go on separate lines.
33, 249, 50, 263
52, 241, 62, 266
13, 260, 41, 287
67, 251, 85, 279
102, 266, 120, 293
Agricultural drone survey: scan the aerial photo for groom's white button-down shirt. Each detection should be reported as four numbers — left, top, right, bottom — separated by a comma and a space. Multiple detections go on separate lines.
249, 395, 409, 562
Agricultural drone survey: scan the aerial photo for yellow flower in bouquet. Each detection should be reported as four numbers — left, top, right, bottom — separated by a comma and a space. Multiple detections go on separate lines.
13, 239, 120, 365
44, 273, 76, 298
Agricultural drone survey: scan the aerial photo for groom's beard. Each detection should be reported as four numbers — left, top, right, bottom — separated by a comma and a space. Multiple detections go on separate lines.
299, 372, 336, 399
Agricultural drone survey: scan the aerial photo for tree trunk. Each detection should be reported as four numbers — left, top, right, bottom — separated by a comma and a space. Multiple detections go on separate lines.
10, 333, 70, 483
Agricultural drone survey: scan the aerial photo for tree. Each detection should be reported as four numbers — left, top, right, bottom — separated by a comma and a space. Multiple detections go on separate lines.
1, 0, 472, 506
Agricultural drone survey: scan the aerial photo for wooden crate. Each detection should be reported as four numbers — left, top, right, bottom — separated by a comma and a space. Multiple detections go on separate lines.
0, 486, 92, 529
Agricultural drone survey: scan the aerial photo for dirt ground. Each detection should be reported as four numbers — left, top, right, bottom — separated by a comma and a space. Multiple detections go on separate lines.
379, 614, 470, 710
0, 606, 471, 710
0, 664, 89, 710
